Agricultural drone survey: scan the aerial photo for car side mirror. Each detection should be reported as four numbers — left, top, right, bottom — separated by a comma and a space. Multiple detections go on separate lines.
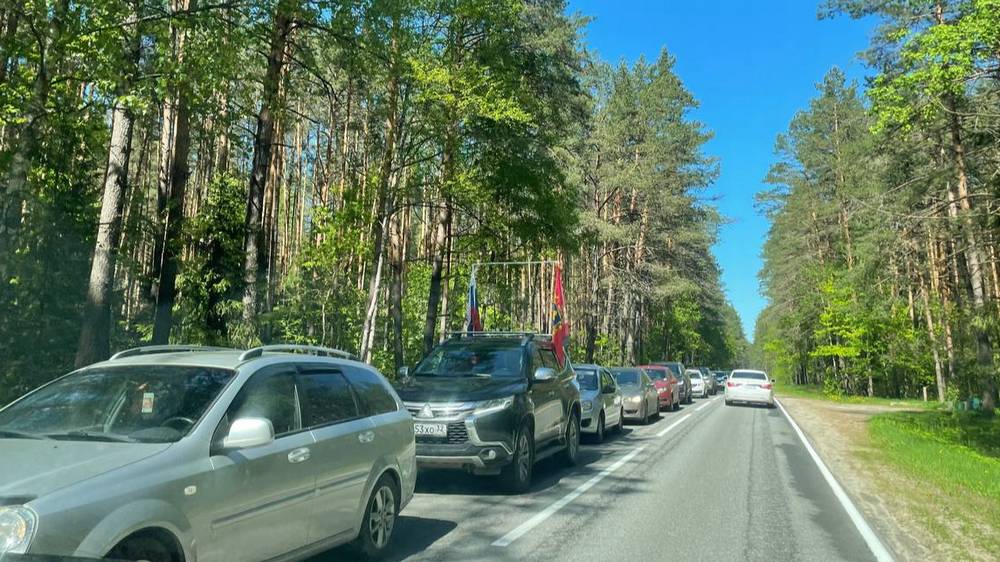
534, 367, 556, 382
397, 366, 411, 382
222, 418, 274, 451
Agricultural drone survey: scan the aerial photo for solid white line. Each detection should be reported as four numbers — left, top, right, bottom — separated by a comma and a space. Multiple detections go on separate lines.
694, 401, 711, 412
656, 414, 690, 437
491, 445, 647, 547
775, 399, 895, 562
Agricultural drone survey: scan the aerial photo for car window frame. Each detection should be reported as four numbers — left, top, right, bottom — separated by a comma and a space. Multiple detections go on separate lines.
341, 365, 399, 417
294, 364, 364, 430
216, 364, 306, 446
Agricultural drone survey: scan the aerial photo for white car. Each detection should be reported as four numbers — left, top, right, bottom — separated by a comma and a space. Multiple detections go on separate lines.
686, 369, 708, 398
724, 369, 775, 408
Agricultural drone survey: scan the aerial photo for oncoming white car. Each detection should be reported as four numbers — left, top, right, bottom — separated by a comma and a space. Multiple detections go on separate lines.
724, 370, 774, 408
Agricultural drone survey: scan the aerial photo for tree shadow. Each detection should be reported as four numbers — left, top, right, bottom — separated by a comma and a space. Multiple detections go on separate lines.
309, 516, 457, 562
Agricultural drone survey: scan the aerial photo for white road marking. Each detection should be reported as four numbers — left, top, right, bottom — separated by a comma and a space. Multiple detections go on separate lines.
694, 401, 711, 411
491, 445, 647, 547
656, 414, 690, 437
775, 399, 895, 562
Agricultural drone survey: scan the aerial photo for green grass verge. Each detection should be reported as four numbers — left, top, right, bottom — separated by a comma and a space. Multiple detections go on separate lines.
776, 383, 936, 409
869, 411, 1000, 554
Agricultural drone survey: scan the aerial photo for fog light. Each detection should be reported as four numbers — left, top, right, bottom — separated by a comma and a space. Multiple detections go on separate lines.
480, 449, 497, 461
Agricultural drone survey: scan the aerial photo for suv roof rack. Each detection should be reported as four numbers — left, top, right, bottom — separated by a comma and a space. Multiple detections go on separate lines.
238, 344, 358, 362
110, 345, 238, 360
447, 331, 553, 343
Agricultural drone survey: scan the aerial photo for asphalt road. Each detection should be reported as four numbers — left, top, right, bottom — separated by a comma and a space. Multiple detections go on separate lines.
318, 395, 887, 562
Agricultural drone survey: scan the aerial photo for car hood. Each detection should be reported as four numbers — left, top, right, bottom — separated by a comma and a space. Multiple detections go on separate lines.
395, 376, 528, 403
579, 389, 601, 402
0, 439, 171, 500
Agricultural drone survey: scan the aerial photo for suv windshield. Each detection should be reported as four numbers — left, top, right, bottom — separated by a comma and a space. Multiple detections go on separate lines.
0, 366, 233, 443
414, 340, 524, 378
575, 369, 598, 391
611, 369, 640, 386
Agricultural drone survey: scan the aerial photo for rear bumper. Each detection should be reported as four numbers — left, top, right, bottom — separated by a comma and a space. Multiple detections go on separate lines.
725, 388, 774, 404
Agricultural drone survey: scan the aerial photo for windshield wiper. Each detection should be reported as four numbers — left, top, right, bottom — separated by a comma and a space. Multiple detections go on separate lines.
0, 429, 50, 440
47, 431, 137, 443
463, 373, 492, 378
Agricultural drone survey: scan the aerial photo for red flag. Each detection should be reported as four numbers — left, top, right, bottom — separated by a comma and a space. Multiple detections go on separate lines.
551, 265, 569, 365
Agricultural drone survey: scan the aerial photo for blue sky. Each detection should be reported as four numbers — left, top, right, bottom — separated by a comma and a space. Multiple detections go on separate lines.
567, 0, 875, 340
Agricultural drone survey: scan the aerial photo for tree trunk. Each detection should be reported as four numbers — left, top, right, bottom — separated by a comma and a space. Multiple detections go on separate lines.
423, 197, 453, 352
241, 5, 292, 335
76, 100, 137, 366
389, 207, 406, 371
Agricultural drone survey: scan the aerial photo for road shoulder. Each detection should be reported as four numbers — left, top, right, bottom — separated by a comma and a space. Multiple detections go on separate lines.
777, 396, 941, 561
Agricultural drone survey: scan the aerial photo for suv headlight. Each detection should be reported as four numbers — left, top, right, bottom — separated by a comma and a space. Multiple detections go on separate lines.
582, 401, 593, 412
0, 505, 37, 554
473, 396, 514, 416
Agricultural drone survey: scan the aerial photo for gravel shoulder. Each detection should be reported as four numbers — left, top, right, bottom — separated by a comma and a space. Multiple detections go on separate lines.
778, 395, 994, 562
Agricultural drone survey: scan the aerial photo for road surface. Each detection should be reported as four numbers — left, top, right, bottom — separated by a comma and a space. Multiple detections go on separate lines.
317, 396, 888, 562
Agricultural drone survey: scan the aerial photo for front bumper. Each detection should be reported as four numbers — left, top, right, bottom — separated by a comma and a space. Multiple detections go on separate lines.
406, 402, 518, 473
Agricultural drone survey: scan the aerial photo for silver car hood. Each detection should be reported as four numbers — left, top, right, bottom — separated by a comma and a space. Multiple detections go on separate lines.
579, 388, 600, 402
0, 439, 171, 499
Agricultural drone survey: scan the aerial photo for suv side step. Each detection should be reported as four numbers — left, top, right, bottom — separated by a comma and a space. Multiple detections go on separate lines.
533, 440, 567, 463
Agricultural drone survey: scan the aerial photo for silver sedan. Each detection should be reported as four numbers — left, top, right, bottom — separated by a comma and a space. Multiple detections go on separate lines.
610, 367, 659, 425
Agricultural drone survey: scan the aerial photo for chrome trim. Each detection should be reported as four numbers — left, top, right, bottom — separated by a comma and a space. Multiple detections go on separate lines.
416, 455, 486, 468
403, 401, 476, 422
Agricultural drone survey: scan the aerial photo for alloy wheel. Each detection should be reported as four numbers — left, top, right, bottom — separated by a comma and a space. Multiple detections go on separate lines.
369, 485, 396, 549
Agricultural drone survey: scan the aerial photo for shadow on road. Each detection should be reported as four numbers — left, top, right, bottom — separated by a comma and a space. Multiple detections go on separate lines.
310, 516, 457, 562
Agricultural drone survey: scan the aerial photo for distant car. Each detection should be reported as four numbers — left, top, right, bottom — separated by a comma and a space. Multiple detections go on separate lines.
637, 364, 680, 411
0, 344, 416, 561
575, 364, 624, 442
687, 369, 709, 398
695, 366, 716, 395
713, 370, 728, 389
395, 332, 582, 493
611, 368, 659, 424
652, 361, 691, 404
725, 369, 775, 408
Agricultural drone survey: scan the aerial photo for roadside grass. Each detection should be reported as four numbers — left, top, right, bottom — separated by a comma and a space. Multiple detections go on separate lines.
869, 411, 1000, 557
776, 383, 936, 409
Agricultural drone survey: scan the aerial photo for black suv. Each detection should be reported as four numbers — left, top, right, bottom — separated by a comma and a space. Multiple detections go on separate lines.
396, 332, 582, 492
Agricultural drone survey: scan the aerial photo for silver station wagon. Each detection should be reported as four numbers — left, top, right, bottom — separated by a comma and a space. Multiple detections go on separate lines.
0, 345, 416, 561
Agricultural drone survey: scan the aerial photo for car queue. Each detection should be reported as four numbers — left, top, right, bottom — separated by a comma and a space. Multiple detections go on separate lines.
0, 335, 761, 561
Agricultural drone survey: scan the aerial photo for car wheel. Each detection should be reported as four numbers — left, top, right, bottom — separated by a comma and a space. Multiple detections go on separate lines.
595, 412, 606, 443
561, 413, 581, 466
640, 403, 648, 425
673, 396, 680, 411
617, 408, 625, 432
106, 534, 177, 562
725, 399, 732, 406
501, 422, 534, 493
351, 474, 399, 559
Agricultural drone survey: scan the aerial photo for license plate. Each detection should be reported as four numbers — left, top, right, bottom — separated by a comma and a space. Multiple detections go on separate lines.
413, 422, 447, 437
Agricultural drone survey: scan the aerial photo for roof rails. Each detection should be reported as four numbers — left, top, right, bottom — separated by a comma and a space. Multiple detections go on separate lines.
238, 344, 358, 362
110, 345, 238, 360
447, 331, 553, 343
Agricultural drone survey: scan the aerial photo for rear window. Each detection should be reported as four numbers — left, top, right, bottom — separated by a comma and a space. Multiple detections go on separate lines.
642, 368, 668, 381
733, 371, 768, 381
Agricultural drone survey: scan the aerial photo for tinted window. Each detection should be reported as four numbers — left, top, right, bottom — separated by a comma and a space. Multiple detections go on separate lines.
346, 367, 398, 416
539, 349, 559, 370
643, 367, 668, 381
601, 371, 616, 391
299, 372, 359, 427
230, 371, 301, 436
733, 371, 768, 381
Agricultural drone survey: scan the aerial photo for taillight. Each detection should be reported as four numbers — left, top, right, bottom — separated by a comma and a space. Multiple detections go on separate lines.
762, 383, 773, 390
727, 381, 739, 388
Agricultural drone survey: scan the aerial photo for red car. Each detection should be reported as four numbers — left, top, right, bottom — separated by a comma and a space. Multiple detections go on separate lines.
639, 365, 680, 411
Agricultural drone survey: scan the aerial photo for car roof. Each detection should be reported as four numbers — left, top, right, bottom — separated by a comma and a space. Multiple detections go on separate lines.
574, 363, 604, 371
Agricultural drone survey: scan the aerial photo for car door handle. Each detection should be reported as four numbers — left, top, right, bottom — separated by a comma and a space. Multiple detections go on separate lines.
358, 430, 376, 444
287, 447, 311, 464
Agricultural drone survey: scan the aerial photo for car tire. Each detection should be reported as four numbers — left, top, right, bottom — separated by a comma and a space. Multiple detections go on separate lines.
617, 408, 625, 433
561, 412, 581, 466
350, 474, 400, 559
593, 412, 606, 443
501, 422, 534, 493
725, 399, 732, 406
640, 403, 648, 425
106, 533, 177, 562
